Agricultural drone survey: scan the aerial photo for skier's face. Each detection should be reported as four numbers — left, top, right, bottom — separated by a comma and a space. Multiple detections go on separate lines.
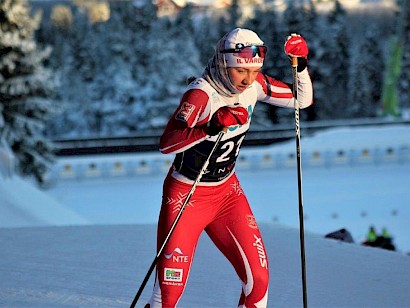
228, 67, 261, 92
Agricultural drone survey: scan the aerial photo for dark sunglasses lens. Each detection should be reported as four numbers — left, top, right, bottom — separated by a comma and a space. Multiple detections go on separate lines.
256, 46, 267, 58
236, 47, 255, 58
237, 46, 266, 58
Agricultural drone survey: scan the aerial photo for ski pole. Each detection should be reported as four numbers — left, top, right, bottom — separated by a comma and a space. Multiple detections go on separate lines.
291, 56, 308, 308
130, 127, 227, 308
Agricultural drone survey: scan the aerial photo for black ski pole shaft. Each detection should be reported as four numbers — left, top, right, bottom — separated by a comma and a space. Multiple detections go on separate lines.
292, 56, 308, 308
130, 128, 227, 308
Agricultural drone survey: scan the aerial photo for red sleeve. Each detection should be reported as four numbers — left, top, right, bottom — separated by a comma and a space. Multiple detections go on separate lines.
255, 73, 294, 99
159, 89, 211, 154
255, 71, 313, 108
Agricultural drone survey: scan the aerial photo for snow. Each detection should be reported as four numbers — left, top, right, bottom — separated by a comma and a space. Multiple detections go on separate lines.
1, 124, 410, 307
0, 175, 88, 228
1, 224, 409, 307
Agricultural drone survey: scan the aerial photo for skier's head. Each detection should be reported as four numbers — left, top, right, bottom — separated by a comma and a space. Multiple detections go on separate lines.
202, 28, 267, 97
221, 28, 266, 68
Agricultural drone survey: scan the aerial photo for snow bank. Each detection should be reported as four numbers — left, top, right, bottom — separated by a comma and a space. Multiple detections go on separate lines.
0, 175, 88, 228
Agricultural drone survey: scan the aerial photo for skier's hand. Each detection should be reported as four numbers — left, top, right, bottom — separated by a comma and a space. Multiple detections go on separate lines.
284, 34, 309, 72
284, 33, 309, 58
207, 106, 248, 136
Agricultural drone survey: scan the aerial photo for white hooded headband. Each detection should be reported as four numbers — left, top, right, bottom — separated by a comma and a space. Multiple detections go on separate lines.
223, 28, 265, 68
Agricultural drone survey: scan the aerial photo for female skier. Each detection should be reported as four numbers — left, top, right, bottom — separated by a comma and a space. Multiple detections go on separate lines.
146, 28, 313, 307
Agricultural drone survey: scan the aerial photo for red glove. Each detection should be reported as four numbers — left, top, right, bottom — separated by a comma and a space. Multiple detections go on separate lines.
207, 106, 248, 135
284, 33, 309, 58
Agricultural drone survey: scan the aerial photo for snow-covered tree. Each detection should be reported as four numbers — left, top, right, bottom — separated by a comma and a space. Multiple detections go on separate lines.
315, 0, 350, 119
32, 0, 398, 137
124, 0, 158, 81
98, 1, 145, 134
397, 0, 410, 111
276, 0, 313, 123
77, 11, 136, 136
349, 24, 384, 117
193, 15, 221, 67
58, 10, 97, 136
0, 0, 56, 184
283, 0, 306, 35
226, 0, 242, 28
142, 5, 202, 127
299, 0, 320, 121
216, 0, 241, 38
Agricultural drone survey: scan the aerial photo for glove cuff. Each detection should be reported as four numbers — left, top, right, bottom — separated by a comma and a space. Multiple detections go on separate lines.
289, 56, 308, 72
206, 121, 222, 136
297, 57, 308, 72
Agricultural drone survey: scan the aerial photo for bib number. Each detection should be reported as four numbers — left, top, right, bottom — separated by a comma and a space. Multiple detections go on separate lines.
216, 135, 246, 163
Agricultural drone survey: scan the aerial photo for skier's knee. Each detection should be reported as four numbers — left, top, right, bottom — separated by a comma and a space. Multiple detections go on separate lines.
253, 270, 269, 288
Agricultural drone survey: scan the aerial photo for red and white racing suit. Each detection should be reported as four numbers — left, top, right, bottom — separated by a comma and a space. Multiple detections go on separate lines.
146, 70, 313, 307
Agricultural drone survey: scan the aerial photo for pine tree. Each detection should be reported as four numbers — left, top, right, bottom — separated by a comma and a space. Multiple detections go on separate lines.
397, 0, 410, 111
193, 15, 221, 67
79, 4, 137, 137
98, 1, 142, 135
349, 24, 384, 117
217, 0, 241, 37
283, 0, 305, 34
120, 0, 160, 131
349, 54, 373, 117
61, 9, 97, 136
301, 0, 320, 121
315, 0, 350, 119
144, 5, 202, 128
36, 3, 80, 137
0, 0, 56, 184
226, 0, 241, 28
125, 0, 158, 81
278, 0, 310, 123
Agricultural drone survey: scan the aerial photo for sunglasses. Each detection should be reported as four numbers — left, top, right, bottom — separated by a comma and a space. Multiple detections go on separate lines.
222, 44, 267, 59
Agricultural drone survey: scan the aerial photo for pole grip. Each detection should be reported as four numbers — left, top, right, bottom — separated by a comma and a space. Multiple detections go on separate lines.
292, 56, 298, 68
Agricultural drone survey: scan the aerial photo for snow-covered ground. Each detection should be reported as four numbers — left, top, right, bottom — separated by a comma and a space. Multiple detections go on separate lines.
1, 124, 410, 307
1, 223, 409, 307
